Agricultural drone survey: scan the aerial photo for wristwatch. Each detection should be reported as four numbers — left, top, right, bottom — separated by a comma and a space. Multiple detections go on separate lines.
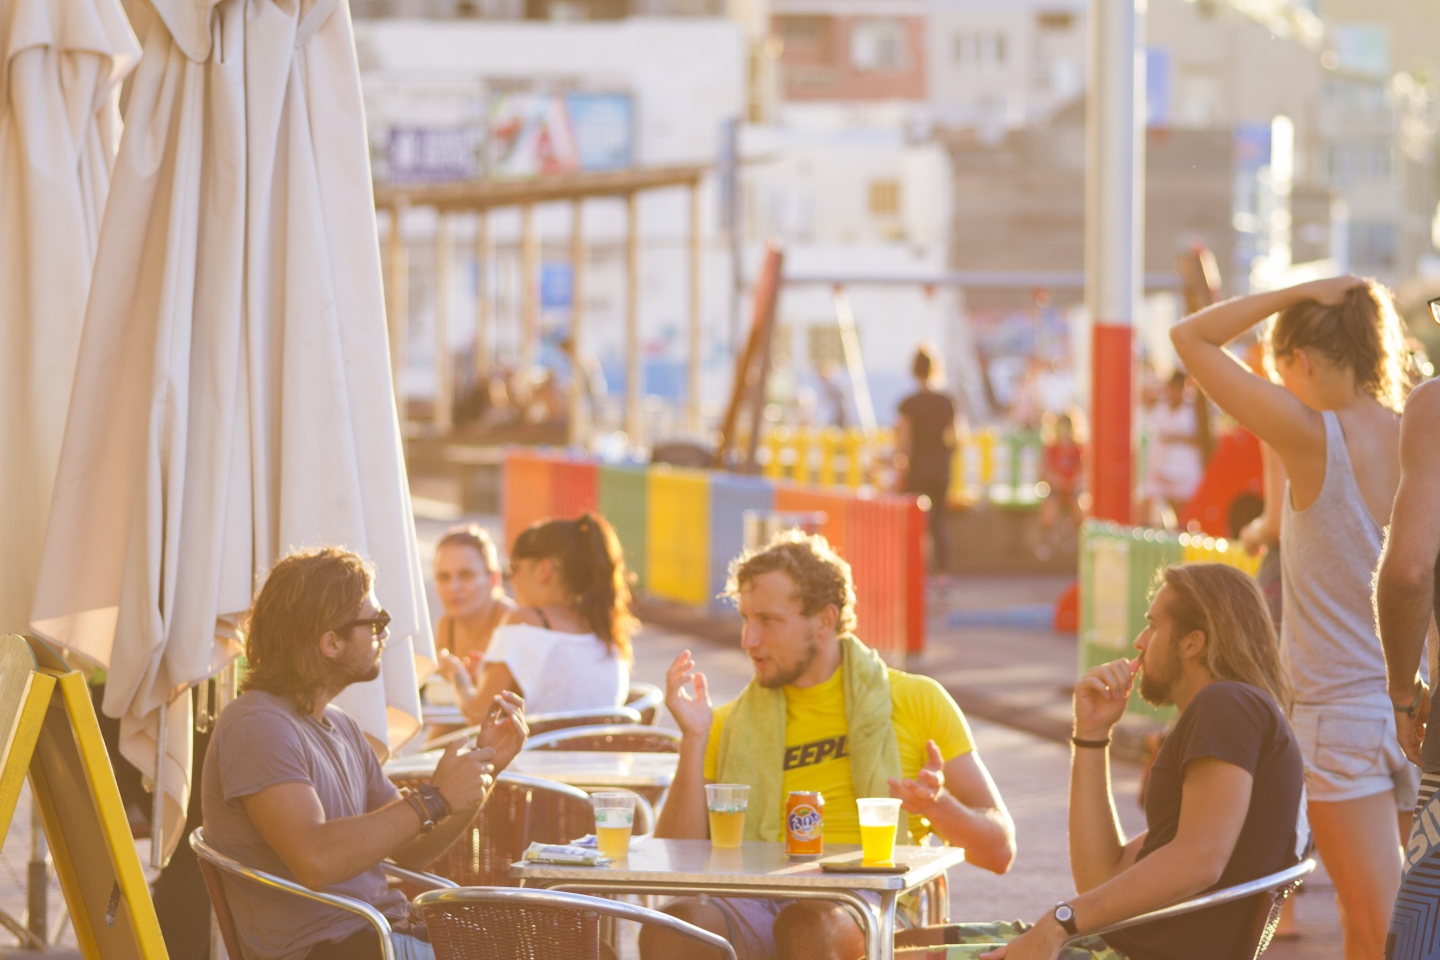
1053, 902, 1078, 936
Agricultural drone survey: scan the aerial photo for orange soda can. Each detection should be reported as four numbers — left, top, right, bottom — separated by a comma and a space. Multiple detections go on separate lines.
785, 791, 824, 858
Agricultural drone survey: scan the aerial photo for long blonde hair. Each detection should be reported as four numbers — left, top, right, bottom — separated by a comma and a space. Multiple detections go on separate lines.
1160, 563, 1293, 713
1268, 280, 1413, 412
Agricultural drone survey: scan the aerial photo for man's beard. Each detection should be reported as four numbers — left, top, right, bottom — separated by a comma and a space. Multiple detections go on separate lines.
326, 646, 383, 691
1138, 645, 1181, 706
758, 626, 820, 689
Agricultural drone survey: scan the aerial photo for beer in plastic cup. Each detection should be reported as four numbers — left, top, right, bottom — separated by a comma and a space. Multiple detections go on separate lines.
857, 798, 903, 864
705, 784, 750, 848
592, 792, 637, 860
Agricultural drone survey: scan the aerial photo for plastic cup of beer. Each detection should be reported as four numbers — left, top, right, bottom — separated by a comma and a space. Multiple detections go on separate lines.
706, 784, 750, 848
592, 792, 637, 860
857, 798, 904, 864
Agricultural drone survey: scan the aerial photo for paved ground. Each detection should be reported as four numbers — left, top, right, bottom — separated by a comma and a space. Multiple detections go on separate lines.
0, 500, 1343, 957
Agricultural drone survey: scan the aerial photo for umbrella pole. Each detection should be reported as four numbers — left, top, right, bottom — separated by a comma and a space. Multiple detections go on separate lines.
150, 700, 166, 869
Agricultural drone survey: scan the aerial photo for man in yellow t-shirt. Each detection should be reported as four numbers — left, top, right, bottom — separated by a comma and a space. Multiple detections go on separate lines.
645, 532, 1016, 960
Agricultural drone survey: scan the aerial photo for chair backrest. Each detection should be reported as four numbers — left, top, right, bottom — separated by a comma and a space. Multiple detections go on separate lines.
525, 724, 682, 753
625, 682, 664, 725
192, 830, 247, 960
1066, 859, 1315, 960
391, 773, 595, 887
1237, 873, 1307, 960
415, 886, 737, 960
526, 706, 642, 736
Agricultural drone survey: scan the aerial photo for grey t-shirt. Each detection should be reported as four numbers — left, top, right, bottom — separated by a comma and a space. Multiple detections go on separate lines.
200, 690, 407, 960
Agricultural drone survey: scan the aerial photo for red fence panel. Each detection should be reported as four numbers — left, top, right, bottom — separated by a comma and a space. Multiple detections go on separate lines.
503, 450, 555, 549
773, 486, 850, 554
551, 459, 600, 521
904, 498, 927, 655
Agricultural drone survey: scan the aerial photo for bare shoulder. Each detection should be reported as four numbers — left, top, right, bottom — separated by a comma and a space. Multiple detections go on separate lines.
1405, 379, 1440, 420
504, 607, 546, 627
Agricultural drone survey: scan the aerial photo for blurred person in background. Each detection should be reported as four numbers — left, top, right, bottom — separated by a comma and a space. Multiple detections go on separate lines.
447, 513, 635, 721
896, 345, 958, 578
433, 525, 515, 668
1140, 371, 1210, 529
1173, 275, 1419, 960
1037, 411, 1085, 560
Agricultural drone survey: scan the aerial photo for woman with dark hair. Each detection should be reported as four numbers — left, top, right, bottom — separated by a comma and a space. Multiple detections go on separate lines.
896, 345, 958, 575
1172, 275, 1418, 960
449, 512, 636, 722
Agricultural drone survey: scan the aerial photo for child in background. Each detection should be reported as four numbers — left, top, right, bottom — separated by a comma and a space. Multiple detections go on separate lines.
1037, 412, 1084, 559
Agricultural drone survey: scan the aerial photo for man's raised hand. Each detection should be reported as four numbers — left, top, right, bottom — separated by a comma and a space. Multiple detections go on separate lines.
431, 739, 495, 811
476, 690, 528, 771
888, 740, 946, 814
1074, 658, 1138, 740
664, 650, 713, 739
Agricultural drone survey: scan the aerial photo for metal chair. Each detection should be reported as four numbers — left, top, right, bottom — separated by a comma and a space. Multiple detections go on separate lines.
421, 706, 643, 752
524, 724, 682, 753
415, 886, 738, 960
626, 682, 664, 725
387, 772, 597, 887
895, 859, 1314, 960
1072, 858, 1313, 959
191, 827, 456, 960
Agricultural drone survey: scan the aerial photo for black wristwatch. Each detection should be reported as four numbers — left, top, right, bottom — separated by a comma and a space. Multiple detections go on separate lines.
1053, 902, 1078, 936
414, 783, 453, 823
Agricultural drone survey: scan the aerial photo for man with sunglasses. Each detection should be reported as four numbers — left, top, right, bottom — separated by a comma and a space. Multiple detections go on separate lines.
201, 547, 527, 960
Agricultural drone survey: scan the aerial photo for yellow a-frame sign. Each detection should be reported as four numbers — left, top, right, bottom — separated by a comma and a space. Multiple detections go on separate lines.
0, 634, 168, 959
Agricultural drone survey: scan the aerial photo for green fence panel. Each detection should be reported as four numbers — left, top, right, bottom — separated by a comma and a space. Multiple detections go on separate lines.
599, 465, 648, 592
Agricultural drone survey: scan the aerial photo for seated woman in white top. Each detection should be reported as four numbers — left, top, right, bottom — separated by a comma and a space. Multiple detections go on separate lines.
446, 512, 635, 721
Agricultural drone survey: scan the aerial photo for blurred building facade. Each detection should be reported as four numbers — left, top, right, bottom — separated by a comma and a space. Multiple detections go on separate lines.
350, 0, 1440, 437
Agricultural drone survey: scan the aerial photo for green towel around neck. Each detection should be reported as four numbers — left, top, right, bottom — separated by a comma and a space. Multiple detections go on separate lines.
714, 633, 909, 842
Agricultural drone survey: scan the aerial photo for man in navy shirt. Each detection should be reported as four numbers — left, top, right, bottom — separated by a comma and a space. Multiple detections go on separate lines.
900, 563, 1306, 960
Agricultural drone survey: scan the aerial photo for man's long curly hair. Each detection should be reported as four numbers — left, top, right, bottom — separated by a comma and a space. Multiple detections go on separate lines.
724, 530, 857, 633
240, 547, 374, 714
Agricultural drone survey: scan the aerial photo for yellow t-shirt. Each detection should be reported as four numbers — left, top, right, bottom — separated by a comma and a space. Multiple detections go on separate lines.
703, 667, 975, 844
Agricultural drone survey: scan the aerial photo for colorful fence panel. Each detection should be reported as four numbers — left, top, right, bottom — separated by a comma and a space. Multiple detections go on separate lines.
503, 452, 928, 656
551, 459, 599, 521
598, 464, 649, 592
1079, 521, 1261, 722
502, 450, 555, 547
647, 468, 712, 606
708, 474, 775, 613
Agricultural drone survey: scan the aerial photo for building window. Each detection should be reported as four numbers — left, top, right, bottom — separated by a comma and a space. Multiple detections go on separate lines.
869, 179, 901, 216
953, 31, 1006, 71
851, 19, 907, 72
1325, 140, 1393, 187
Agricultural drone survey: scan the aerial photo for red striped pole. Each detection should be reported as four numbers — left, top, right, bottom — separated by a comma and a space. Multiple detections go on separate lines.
1085, 0, 1144, 524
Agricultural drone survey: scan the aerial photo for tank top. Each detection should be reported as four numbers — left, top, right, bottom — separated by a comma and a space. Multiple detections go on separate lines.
1279, 410, 1387, 705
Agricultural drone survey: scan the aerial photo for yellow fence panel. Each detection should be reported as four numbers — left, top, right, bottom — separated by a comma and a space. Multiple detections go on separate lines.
646, 467, 712, 605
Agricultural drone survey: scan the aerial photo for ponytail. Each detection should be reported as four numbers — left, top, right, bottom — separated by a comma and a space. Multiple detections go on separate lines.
1270, 280, 1414, 412
511, 513, 635, 662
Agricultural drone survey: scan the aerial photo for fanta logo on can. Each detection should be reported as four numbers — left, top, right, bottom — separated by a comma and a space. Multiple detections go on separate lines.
788, 805, 822, 840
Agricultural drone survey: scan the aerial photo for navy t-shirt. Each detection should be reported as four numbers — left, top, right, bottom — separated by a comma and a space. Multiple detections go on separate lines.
1104, 681, 1305, 960
897, 389, 955, 491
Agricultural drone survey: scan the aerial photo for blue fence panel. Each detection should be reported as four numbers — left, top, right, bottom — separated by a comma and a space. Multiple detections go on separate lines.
708, 474, 775, 613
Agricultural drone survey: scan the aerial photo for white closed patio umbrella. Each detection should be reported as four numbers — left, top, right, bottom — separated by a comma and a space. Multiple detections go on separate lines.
0, 0, 138, 636
30, 0, 435, 865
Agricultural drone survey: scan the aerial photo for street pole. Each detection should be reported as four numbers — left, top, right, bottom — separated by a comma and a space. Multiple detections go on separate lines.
1085, 0, 1144, 524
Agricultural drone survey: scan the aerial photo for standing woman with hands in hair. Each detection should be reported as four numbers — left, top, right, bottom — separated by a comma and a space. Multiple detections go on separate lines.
446, 513, 637, 722
1171, 276, 1417, 960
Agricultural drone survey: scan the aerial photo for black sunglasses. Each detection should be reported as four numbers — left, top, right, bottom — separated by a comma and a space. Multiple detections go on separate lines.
339, 609, 391, 638
1428, 296, 1440, 326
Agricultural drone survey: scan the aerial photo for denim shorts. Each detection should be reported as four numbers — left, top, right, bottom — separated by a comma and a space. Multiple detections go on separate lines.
1291, 699, 1417, 808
